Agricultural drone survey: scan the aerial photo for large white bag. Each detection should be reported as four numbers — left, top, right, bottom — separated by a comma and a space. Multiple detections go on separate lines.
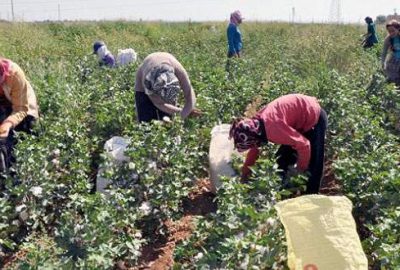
116, 48, 137, 66
208, 124, 238, 193
96, 136, 131, 193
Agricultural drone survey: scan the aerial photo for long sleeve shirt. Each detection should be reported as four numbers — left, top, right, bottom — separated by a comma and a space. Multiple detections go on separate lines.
242, 94, 321, 177
381, 35, 400, 65
134, 52, 195, 119
366, 23, 378, 44
0, 61, 39, 127
227, 23, 242, 54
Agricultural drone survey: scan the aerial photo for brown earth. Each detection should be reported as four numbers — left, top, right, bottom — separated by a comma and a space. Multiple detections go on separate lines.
128, 179, 217, 270
319, 160, 342, 196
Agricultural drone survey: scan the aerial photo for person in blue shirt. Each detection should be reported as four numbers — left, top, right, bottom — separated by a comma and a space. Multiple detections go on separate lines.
362, 17, 379, 49
227, 10, 243, 58
381, 20, 400, 85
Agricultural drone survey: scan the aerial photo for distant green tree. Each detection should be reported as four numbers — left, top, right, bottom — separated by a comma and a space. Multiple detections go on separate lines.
376, 15, 386, 24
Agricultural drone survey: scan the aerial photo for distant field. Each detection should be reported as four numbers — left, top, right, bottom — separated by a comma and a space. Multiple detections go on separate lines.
0, 21, 399, 269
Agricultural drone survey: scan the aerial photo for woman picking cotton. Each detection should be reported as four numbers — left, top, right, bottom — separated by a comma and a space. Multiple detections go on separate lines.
227, 10, 243, 58
229, 94, 327, 194
93, 40, 116, 67
362, 16, 378, 49
0, 58, 39, 170
134, 52, 201, 123
381, 20, 400, 86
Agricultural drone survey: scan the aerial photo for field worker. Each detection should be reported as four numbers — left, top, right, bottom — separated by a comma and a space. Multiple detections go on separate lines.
227, 10, 243, 58
229, 94, 327, 194
362, 17, 378, 49
381, 20, 400, 85
93, 40, 116, 67
0, 58, 39, 170
134, 52, 201, 122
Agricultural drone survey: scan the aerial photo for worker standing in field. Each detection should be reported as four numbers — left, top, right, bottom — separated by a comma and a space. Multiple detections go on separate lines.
362, 17, 378, 49
381, 20, 400, 86
227, 10, 243, 58
229, 94, 327, 194
134, 52, 201, 122
0, 58, 39, 171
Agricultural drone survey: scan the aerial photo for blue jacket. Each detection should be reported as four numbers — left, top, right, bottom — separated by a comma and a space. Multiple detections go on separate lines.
227, 23, 242, 54
367, 23, 378, 44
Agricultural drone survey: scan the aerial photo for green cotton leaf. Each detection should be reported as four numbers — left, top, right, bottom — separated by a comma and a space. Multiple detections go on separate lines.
0, 239, 15, 249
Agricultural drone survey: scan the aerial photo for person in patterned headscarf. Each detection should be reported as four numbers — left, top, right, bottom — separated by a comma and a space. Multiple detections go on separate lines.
134, 52, 201, 123
229, 94, 327, 194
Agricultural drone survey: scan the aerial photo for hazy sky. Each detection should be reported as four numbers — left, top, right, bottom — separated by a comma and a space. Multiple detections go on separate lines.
0, 0, 398, 23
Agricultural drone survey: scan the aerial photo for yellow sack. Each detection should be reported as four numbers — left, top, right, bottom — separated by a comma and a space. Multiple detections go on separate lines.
275, 195, 368, 270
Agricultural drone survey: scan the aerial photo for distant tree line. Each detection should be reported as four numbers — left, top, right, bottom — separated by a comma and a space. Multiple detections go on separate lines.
376, 13, 400, 24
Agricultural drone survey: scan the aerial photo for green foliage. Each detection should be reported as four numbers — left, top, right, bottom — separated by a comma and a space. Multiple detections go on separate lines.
0, 21, 399, 269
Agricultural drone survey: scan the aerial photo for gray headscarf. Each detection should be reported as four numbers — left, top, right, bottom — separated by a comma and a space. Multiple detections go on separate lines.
144, 64, 181, 104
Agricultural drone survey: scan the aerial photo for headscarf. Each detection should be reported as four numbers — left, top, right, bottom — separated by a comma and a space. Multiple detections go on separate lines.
229, 117, 265, 152
230, 10, 243, 26
364, 17, 373, 24
386, 20, 400, 30
93, 40, 106, 54
0, 58, 11, 85
144, 64, 181, 104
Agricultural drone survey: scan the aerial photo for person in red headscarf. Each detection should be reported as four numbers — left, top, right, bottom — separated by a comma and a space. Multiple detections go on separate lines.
229, 94, 327, 194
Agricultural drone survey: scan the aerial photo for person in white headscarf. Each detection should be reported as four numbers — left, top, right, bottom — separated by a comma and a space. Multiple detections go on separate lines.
93, 40, 116, 67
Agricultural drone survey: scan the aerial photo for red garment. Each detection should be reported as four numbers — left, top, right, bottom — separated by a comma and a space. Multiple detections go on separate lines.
0, 58, 11, 85
242, 94, 321, 177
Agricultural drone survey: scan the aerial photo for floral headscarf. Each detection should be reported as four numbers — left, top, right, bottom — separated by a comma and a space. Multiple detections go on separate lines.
229, 117, 265, 152
144, 64, 181, 105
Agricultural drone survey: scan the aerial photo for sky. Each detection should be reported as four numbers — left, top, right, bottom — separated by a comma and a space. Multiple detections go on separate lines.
0, 0, 398, 23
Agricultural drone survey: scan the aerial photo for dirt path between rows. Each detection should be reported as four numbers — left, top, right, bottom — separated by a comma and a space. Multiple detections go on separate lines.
127, 179, 217, 270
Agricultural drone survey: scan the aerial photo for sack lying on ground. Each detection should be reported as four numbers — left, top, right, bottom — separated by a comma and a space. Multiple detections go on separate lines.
116, 48, 137, 66
96, 136, 131, 193
209, 124, 237, 193
275, 195, 368, 270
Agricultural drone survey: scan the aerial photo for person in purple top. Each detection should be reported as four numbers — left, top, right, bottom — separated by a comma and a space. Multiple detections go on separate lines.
93, 40, 116, 68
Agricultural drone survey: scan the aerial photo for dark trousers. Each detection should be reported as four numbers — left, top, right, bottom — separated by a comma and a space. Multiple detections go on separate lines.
135, 91, 171, 123
275, 109, 328, 194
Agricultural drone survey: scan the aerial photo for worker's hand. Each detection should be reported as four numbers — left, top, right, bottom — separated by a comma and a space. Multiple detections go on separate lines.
0, 121, 13, 138
188, 108, 203, 118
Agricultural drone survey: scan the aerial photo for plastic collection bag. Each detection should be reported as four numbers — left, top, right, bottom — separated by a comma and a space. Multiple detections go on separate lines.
208, 124, 237, 193
116, 48, 137, 66
96, 136, 131, 193
275, 195, 368, 270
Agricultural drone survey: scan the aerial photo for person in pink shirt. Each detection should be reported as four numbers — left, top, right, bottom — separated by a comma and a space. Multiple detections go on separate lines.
229, 94, 328, 194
